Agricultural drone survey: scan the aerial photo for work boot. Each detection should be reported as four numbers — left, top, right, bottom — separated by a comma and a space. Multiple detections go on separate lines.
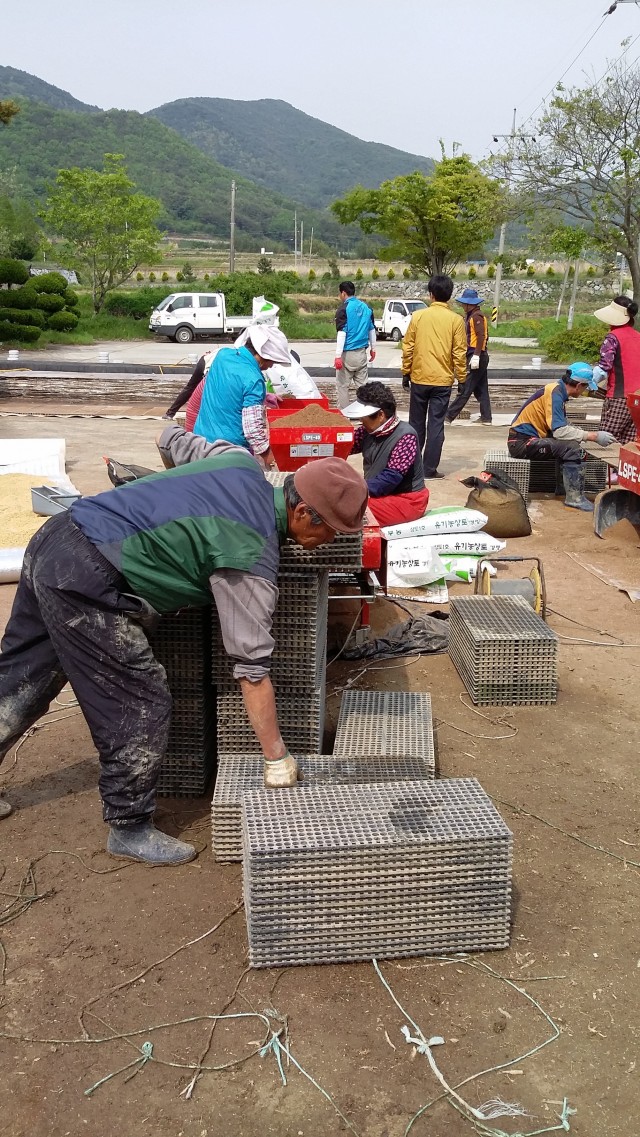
264, 753, 301, 789
562, 463, 594, 512
0, 796, 12, 820
106, 821, 196, 866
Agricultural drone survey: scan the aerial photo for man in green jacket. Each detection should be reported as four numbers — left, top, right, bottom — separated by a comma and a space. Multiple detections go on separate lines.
0, 426, 368, 865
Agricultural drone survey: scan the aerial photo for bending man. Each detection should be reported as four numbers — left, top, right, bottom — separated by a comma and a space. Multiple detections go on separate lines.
0, 428, 368, 862
508, 362, 616, 512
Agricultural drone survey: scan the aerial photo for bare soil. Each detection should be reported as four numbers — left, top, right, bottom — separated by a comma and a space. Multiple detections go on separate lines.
0, 409, 639, 1137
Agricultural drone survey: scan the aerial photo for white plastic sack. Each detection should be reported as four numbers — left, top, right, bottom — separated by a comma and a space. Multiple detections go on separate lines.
252, 295, 279, 323
265, 359, 321, 399
0, 438, 67, 479
386, 540, 446, 587
391, 532, 506, 557
382, 506, 488, 541
0, 547, 24, 583
440, 556, 497, 583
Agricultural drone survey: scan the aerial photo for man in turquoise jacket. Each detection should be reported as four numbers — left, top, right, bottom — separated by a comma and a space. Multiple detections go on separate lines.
334, 281, 377, 409
0, 429, 368, 865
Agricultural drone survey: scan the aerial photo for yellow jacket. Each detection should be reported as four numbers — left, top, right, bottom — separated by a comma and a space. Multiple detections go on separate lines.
402, 302, 467, 387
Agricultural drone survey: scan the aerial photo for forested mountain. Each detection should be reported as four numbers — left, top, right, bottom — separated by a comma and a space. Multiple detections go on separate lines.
0, 65, 99, 113
0, 101, 352, 248
147, 97, 432, 208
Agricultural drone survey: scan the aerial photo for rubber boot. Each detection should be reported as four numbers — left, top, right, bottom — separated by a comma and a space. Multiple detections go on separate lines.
562, 463, 594, 512
264, 753, 301, 789
554, 460, 565, 497
106, 821, 196, 866
0, 796, 12, 820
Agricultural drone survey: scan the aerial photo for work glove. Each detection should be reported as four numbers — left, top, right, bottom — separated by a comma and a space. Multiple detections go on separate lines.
402, 375, 411, 390
369, 350, 376, 363
264, 751, 301, 789
469, 354, 480, 371
591, 364, 608, 389
595, 430, 617, 447
334, 357, 343, 371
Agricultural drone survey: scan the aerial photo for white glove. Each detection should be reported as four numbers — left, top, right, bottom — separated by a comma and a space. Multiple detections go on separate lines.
595, 430, 617, 447
469, 354, 480, 371
592, 365, 608, 389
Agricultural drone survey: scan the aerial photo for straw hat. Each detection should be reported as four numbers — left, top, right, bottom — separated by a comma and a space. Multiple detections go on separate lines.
593, 300, 632, 327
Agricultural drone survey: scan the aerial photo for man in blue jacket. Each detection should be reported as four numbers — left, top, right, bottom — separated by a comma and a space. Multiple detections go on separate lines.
334, 281, 377, 408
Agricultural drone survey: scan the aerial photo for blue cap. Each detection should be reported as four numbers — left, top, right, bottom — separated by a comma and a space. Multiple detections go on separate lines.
566, 361, 595, 389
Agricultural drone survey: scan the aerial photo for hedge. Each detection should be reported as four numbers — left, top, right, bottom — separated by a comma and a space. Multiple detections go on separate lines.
0, 320, 41, 343
0, 307, 46, 328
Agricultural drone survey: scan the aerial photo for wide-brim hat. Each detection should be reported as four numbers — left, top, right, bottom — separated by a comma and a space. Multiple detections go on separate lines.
456, 288, 485, 305
593, 300, 632, 327
342, 399, 381, 418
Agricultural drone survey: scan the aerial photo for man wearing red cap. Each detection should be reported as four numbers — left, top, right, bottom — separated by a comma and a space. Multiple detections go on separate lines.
0, 424, 367, 865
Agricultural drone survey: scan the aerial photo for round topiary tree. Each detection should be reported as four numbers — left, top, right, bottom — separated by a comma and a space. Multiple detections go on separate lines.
0, 258, 29, 287
387, 268, 395, 280
161, 271, 169, 282
487, 263, 496, 279
136, 272, 144, 281
371, 267, 379, 280
47, 310, 80, 332
402, 267, 411, 279
308, 268, 316, 281
149, 271, 156, 282
468, 266, 477, 279
355, 268, 363, 281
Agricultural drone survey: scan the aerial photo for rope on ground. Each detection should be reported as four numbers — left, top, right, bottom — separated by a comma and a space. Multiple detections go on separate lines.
547, 605, 640, 648
434, 694, 519, 742
373, 957, 574, 1137
327, 656, 422, 699
492, 796, 640, 872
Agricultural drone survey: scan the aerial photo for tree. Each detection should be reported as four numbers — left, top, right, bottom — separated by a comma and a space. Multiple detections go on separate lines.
331, 154, 504, 276
257, 255, 274, 274
510, 62, 640, 302
42, 154, 161, 312
0, 101, 20, 126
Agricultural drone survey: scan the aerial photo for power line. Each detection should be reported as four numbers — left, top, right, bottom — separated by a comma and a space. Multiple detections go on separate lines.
518, 13, 610, 130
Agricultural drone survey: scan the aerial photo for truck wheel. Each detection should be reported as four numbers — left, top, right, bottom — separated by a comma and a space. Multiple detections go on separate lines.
390, 327, 403, 342
174, 325, 195, 344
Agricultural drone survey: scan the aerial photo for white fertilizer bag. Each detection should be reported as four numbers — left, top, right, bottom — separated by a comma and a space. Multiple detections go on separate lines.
382, 506, 488, 541
265, 359, 321, 400
386, 540, 446, 587
388, 533, 505, 562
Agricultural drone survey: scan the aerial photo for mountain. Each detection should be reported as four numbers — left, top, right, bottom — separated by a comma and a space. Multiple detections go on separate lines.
0, 65, 100, 113
0, 100, 352, 248
147, 97, 433, 208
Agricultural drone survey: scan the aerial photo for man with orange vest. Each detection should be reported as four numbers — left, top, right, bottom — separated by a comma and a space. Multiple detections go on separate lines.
446, 288, 492, 425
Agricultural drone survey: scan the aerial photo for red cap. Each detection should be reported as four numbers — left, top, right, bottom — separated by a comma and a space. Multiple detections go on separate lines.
293, 458, 368, 534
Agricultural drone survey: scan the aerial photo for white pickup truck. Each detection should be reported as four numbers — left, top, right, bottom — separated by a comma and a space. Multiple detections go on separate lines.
375, 298, 426, 341
148, 292, 279, 344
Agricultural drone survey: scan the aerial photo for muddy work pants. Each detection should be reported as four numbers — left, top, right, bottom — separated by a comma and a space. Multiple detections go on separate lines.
0, 513, 171, 827
507, 433, 583, 465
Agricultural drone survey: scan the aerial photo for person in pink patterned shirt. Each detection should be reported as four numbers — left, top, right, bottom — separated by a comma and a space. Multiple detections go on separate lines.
342, 382, 429, 527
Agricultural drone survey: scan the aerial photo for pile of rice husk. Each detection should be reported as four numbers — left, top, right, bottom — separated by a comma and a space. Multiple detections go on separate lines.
0, 474, 48, 548
272, 405, 352, 429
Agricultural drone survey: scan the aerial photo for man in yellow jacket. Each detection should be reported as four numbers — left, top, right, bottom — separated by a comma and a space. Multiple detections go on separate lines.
402, 275, 467, 479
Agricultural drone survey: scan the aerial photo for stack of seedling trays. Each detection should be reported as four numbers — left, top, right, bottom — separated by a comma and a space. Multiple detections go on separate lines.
242, 777, 513, 967
266, 471, 363, 572
149, 609, 216, 796
449, 595, 558, 706
333, 690, 435, 776
212, 570, 329, 754
483, 448, 531, 501
528, 456, 607, 494
212, 752, 435, 862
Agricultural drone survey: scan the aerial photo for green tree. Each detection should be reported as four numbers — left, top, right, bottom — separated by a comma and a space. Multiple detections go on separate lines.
371, 267, 379, 280
331, 154, 504, 276
161, 270, 169, 282
511, 62, 640, 302
257, 255, 274, 274
0, 100, 20, 126
402, 267, 411, 279
327, 257, 340, 278
355, 267, 363, 281
42, 154, 161, 312
387, 267, 395, 279
181, 261, 197, 282
308, 268, 316, 281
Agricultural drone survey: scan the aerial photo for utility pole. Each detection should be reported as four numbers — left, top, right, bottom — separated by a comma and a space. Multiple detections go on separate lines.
308, 226, 314, 273
300, 219, 304, 266
294, 210, 298, 271
229, 180, 236, 274
491, 109, 516, 330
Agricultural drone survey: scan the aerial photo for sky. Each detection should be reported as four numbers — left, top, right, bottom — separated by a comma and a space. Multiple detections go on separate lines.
3, 0, 640, 160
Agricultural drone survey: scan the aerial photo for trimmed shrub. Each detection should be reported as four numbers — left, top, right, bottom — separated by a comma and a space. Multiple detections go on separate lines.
0, 286, 36, 310
26, 271, 68, 294
28, 291, 66, 313
371, 267, 379, 280
136, 272, 144, 281
487, 263, 496, 279
545, 266, 556, 277
586, 266, 596, 277
540, 324, 603, 363
468, 266, 477, 279
355, 268, 363, 281
0, 259, 29, 287
176, 271, 184, 282
161, 271, 169, 282
203, 273, 209, 281
64, 289, 80, 308
0, 307, 45, 328
308, 268, 316, 281
149, 272, 156, 282
526, 264, 536, 276
0, 319, 41, 343
402, 267, 411, 279
47, 310, 80, 332
387, 268, 395, 280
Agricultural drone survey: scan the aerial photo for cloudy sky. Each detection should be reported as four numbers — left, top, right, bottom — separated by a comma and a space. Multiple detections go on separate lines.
3, 0, 640, 159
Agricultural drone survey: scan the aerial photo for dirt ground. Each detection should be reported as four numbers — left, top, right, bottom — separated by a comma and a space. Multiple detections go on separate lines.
0, 408, 639, 1137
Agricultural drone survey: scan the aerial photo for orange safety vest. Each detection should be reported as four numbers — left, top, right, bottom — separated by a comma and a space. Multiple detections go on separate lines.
466, 309, 488, 352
